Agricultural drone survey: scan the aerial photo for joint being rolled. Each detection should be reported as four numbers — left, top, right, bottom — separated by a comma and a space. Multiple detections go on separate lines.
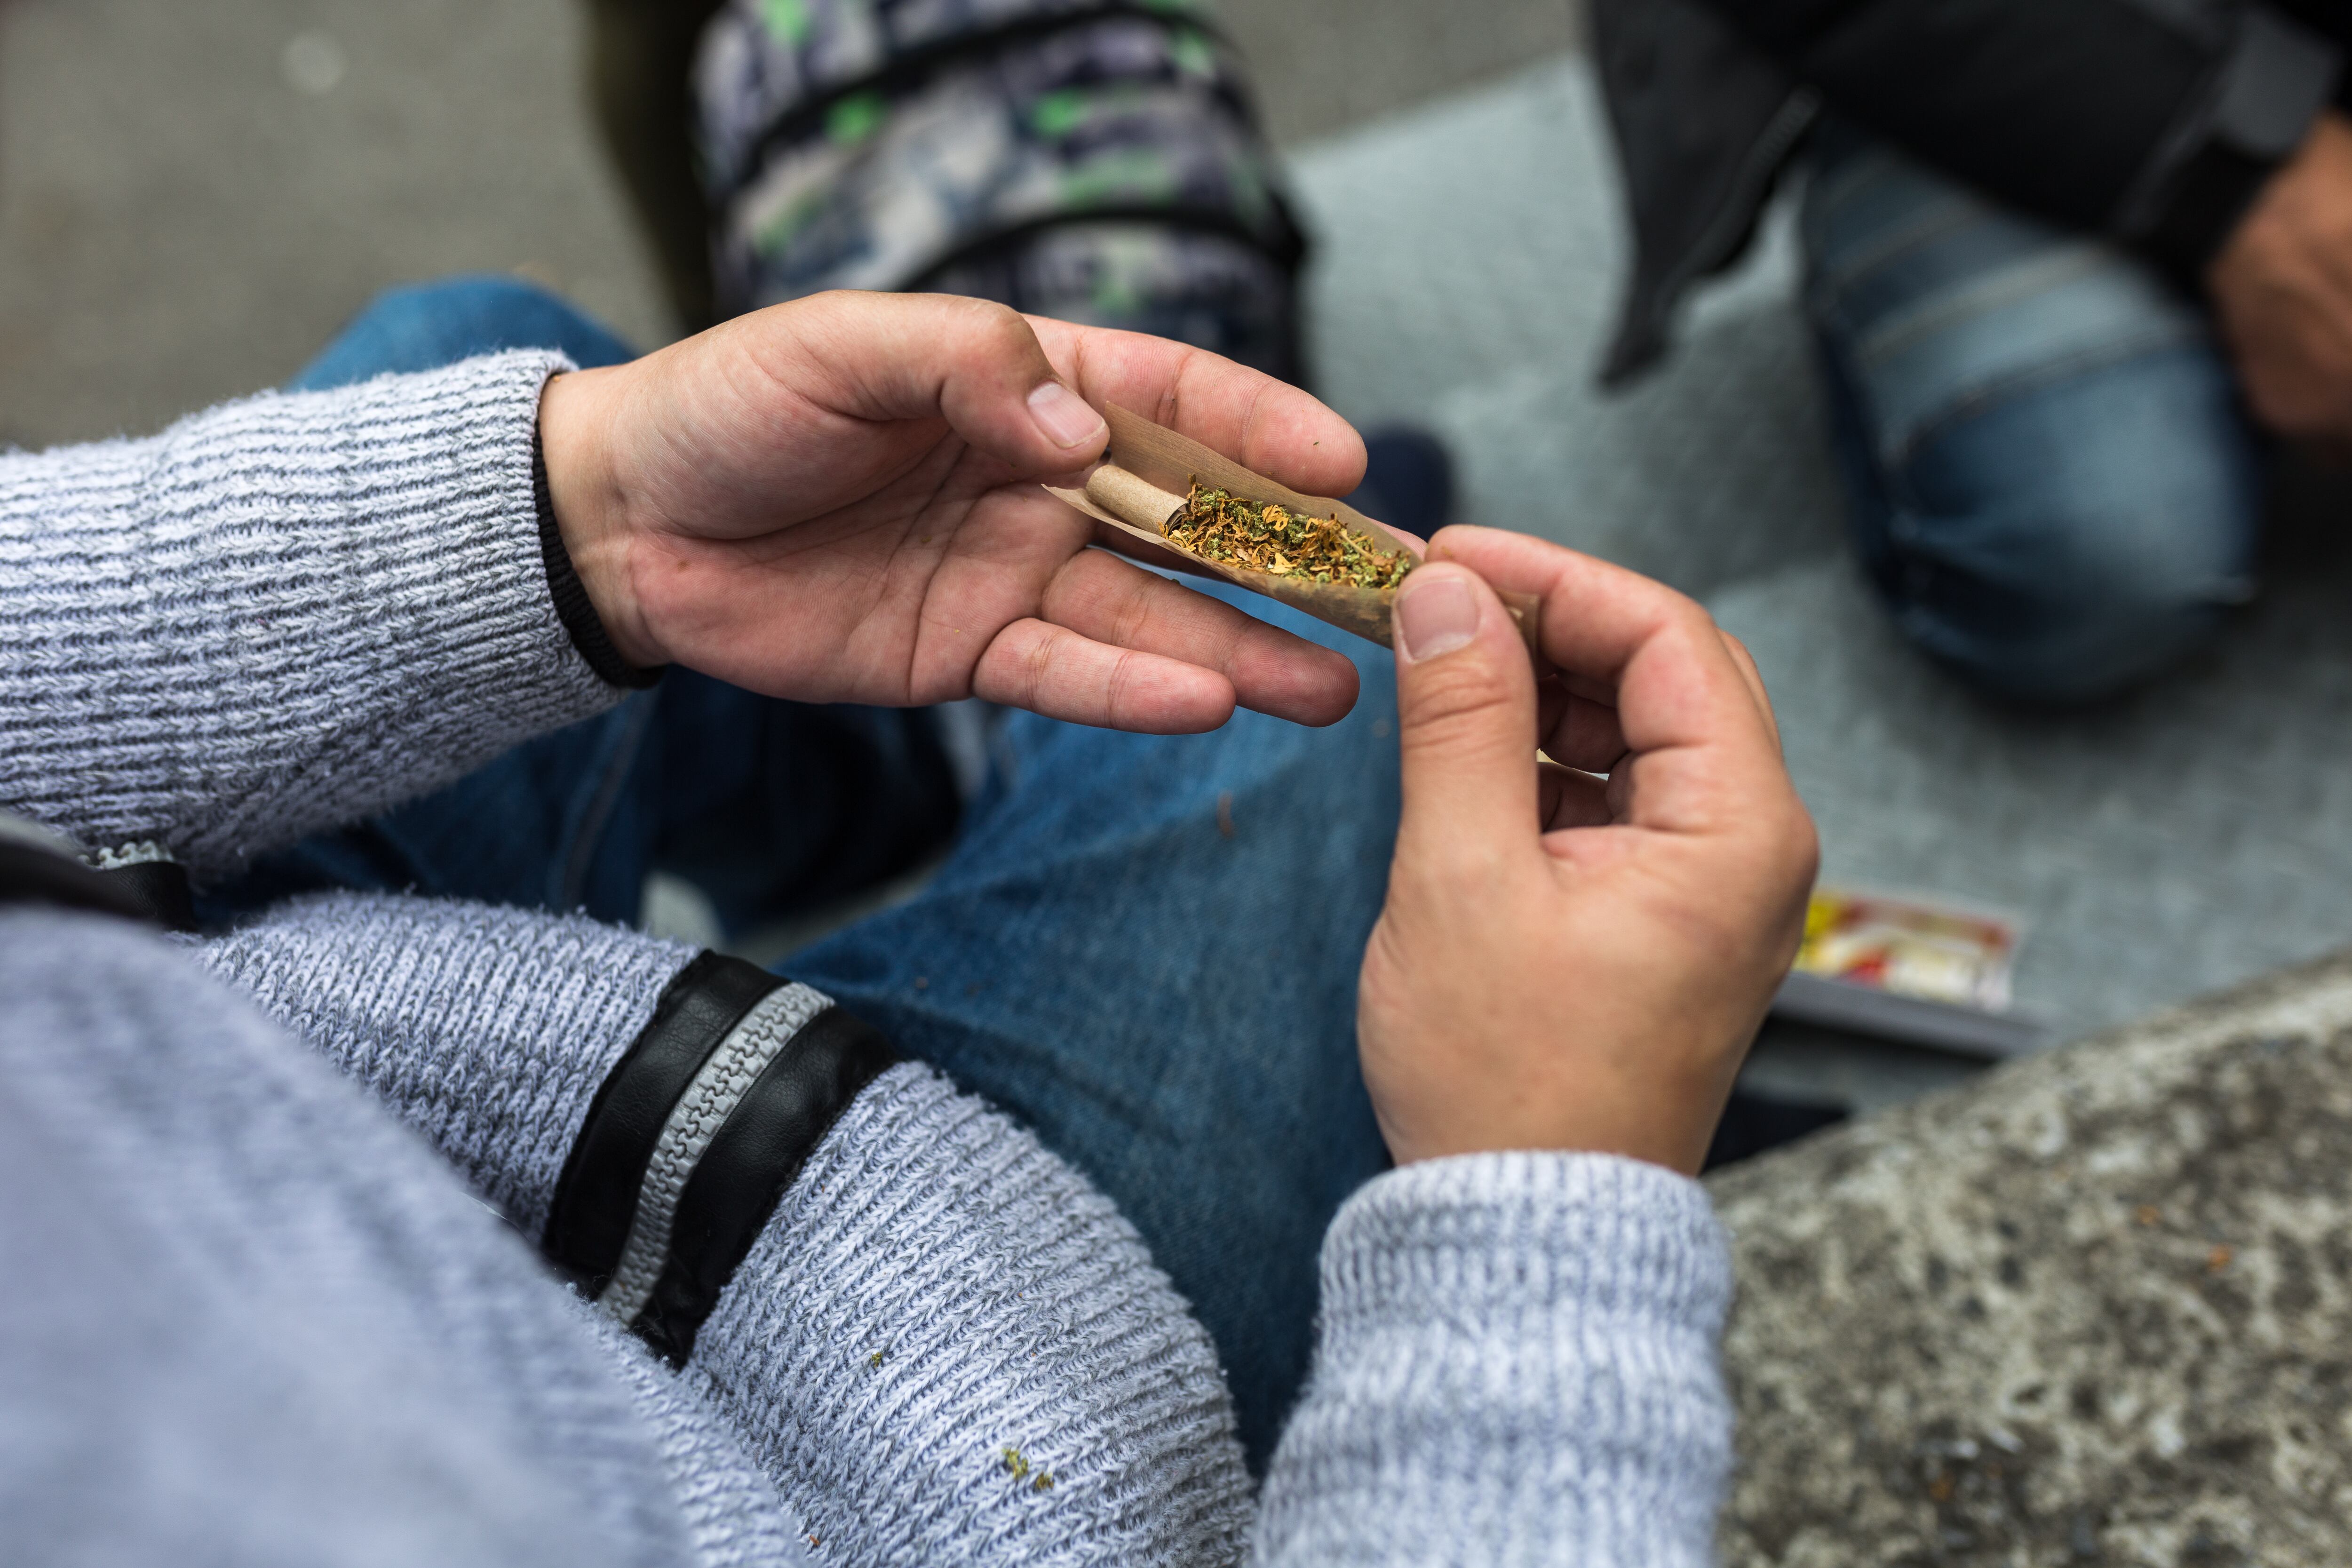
1083, 464, 1185, 536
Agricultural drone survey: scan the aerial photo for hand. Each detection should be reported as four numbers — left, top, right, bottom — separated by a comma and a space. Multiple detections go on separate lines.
2208, 110, 2352, 454
536, 290, 1365, 732
1355, 529, 1818, 1175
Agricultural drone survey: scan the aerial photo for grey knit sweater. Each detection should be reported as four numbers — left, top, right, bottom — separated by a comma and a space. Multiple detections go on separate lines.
0, 354, 1735, 1567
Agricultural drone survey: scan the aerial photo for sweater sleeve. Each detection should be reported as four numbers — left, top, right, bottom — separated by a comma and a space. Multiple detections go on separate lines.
0, 351, 622, 874
196, 891, 1258, 1568
1251, 1153, 1735, 1568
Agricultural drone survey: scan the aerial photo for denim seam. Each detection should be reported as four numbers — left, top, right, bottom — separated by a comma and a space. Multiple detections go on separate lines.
1854, 242, 2123, 373
1804, 144, 1902, 226
1806, 191, 1983, 306
1874, 319, 2216, 474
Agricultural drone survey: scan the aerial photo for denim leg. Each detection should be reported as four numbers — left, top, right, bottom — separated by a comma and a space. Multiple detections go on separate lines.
787, 584, 1398, 1471
285, 274, 639, 391
1801, 121, 2262, 706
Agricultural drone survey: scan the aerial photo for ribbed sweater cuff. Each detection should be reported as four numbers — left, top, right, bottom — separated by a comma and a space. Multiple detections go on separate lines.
0, 352, 624, 872
532, 427, 662, 691
1255, 1152, 1733, 1568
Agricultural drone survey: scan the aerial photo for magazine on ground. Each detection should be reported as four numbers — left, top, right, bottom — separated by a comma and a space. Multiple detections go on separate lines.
1772, 886, 2049, 1059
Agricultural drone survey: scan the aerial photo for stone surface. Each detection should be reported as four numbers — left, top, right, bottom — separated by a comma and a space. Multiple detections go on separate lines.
1709, 952, 2352, 1567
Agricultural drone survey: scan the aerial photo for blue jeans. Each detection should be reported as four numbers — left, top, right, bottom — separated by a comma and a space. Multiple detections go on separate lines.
1802, 121, 2263, 706
216, 274, 1398, 1469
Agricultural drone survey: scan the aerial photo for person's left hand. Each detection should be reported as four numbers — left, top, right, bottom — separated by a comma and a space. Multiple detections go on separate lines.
537, 290, 1364, 732
1354, 529, 1818, 1175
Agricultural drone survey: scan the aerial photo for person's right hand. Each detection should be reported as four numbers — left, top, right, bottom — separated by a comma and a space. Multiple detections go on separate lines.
538, 291, 1364, 734
2208, 109, 2352, 454
1355, 529, 1818, 1175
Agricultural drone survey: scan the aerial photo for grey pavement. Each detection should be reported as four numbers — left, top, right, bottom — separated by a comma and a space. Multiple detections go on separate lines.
0, 0, 668, 446
0, 0, 1579, 447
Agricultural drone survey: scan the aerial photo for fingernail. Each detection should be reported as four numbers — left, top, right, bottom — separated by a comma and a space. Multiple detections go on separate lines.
1027, 382, 1106, 449
1396, 573, 1479, 661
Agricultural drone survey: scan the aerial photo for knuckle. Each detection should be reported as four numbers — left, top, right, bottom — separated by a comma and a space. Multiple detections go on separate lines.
1099, 645, 1140, 725
993, 622, 1056, 710
1398, 653, 1514, 734
1111, 573, 1166, 651
962, 298, 1033, 352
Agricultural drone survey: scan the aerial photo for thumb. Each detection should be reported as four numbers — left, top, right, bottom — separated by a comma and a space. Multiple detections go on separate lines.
866, 294, 1109, 473
1391, 564, 1540, 866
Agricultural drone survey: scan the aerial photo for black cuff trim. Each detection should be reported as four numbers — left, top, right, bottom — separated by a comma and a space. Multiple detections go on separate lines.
99, 859, 198, 932
543, 953, 780, 1294
900, 200, 1309, 294
2140, 140, 2281, 284
0, 837, 160, 927
2128, 5, 2341, 283
533, 422, 663, 691
631, 1005, 898, 1365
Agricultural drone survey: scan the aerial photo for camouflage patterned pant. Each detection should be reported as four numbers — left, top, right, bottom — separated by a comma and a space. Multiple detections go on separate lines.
693, 0, 1304, 379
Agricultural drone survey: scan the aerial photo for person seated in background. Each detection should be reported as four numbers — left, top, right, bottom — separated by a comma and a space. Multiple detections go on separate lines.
0, 283, 1815, 1562
583, 0, 1455, 529
1595, 0, 2352, 706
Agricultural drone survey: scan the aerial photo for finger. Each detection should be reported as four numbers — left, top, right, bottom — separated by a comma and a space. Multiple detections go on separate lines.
778, 292, 1114, 478
971, 618, 1239, 733
1537, 684, 1629, 774
1041, 548, 1360, 727
1029, 315, 1367, 498
1537, 760, 1615, 831
1390, 563, 1541, 867
1717, 630, 1781, 750
1430, 524, 1770, 742
1428, 524, 1788, 833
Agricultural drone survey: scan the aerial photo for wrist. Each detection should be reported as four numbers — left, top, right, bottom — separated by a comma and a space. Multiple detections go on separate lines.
537, 366, 664, 673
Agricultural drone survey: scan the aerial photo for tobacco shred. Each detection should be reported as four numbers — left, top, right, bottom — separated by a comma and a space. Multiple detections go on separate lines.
1165, 482, 1415, 589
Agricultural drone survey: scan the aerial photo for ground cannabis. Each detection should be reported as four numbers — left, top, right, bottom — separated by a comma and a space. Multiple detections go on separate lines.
1001, 1446, 1055, 1492
1165, 482, 1415, 589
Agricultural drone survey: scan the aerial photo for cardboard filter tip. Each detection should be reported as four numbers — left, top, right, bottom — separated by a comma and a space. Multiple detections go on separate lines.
1045, 404, 1542, 660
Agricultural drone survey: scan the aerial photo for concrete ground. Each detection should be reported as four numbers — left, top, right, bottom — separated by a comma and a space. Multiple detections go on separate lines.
0, 0, 1579, 447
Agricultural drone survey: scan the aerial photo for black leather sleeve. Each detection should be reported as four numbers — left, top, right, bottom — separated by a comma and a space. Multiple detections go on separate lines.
1707, 0, 2341, 282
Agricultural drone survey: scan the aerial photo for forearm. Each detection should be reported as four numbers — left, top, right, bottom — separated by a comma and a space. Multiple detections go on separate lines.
1252, 1154, 1734, 1568
0, 352, 622, 874
198, 892, 1258, 1568
197, 891, 697, 1232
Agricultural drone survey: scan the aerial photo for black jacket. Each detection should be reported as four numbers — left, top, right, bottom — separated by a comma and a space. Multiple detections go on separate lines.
1593, 0, 2346, 383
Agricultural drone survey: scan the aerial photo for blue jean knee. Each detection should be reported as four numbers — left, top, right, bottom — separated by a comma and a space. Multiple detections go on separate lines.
289, 273, 637, 390
1803, 121, 2262, 706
